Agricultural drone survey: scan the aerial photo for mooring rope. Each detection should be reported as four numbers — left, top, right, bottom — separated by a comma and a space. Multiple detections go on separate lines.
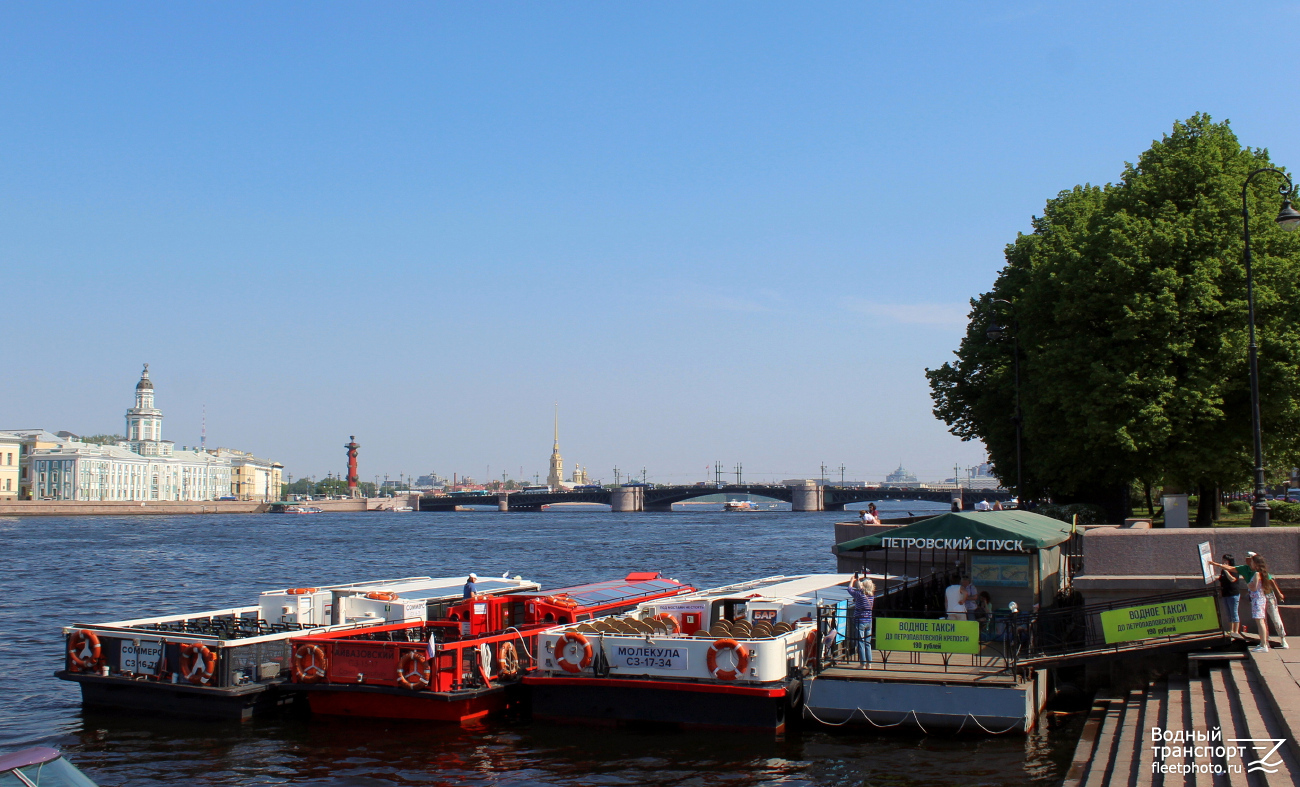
500, 627, 535, 660
803, 704, 1019, 735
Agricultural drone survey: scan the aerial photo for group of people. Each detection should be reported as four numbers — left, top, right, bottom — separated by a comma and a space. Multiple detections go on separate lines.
1208, 552, 1288, 653
856, 504, 880, 524
944, 575, 993, 624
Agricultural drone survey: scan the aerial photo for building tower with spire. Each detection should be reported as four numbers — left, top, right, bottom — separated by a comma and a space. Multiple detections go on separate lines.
546, 404, 564, 490
125, 364, 173, 457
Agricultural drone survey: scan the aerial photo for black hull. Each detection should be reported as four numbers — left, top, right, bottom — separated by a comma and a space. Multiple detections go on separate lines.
527, 677, 799, 733
56, 671, 298, 722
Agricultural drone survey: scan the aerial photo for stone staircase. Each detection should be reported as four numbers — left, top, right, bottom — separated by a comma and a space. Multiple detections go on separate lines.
1063, 645, 1300, 786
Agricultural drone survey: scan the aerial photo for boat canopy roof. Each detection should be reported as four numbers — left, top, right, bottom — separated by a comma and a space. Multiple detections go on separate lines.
511, 576, 689, 606
836, 511, 1074, 553
0, 747, 60, 773
654, 574, 853, 604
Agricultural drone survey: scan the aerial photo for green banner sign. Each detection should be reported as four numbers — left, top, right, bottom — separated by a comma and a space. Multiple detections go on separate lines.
1099, 596, 1220, 644
875, 617, 980, 655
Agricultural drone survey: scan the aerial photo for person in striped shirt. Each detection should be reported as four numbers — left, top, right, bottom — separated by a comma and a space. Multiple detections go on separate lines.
846, 573, 876, 666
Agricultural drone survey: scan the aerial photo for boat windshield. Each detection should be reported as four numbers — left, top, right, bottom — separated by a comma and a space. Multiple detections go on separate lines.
1, 757, 100, 787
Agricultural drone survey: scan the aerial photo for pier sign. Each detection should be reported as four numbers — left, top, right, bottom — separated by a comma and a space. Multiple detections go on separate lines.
120, 640, 163, 674
1099, 596, 1219, 644
875, 618, 979, 655
610, 644, 688, 671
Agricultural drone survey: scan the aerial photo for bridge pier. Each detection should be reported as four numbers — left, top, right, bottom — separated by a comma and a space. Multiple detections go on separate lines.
498, 496, 509, 512
610, 486, 644, 512
790, 483, 823, 512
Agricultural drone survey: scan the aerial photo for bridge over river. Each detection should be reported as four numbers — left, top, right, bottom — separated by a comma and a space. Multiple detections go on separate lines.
419, 484, 1012, 512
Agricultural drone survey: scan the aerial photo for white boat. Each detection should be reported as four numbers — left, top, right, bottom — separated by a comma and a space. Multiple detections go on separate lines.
723, 500, 758, 512
524, 573, 856, 733
56, 575, 539, 720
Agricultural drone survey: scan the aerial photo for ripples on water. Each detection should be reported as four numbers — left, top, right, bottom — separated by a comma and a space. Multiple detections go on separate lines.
1, 505, 1081, 785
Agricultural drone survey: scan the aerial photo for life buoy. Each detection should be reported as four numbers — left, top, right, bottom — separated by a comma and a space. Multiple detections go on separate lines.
397, 651, 429, 690
554, 631, 593, 674
804, 630, 820, 670
545, 595, 578, 608
364, 591, 399, 601
286, 587, 318, 595
180, 643, 217, 685
293, 644, 329, 683
652, 613, 680, 633
706, 638, 749, 681
68, 629, 102, 670
498, 641, 520, 677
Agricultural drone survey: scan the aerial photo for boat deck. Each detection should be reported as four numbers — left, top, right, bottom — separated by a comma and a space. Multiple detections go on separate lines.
817, 647, 1021, 685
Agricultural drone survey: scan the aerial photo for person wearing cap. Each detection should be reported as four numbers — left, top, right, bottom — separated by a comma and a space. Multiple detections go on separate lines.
463, 573, 479, 599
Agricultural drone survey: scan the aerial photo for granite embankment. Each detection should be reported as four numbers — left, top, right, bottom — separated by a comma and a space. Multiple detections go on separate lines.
0, 495, 418, 516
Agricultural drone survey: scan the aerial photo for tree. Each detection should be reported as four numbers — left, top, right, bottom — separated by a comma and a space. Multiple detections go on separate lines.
927, 115, 1300, 522
79, 434, 125, 445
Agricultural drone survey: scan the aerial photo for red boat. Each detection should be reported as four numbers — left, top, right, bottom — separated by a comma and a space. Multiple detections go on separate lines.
283, 572, 695, 723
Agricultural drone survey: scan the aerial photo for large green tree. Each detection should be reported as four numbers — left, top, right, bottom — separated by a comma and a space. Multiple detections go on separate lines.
927, 115, 1300, 521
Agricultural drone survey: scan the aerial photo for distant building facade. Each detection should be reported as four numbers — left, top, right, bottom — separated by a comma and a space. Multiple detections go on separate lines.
0, 429, 68, 500
21, 365, 280, 502
885, 464, 920, 486
0, 432, 20, 499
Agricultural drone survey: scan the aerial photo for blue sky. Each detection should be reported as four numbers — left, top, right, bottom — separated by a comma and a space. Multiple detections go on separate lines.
4, 2, 1300, 485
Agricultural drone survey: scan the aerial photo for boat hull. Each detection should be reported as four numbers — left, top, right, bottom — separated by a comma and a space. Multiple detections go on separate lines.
57, 671, 296, 722
288, 682, 514, 723
524, 676, 797, 733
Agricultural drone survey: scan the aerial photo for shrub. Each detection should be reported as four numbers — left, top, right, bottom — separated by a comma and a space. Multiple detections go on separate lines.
1267, 500, 1300, 523
1035, 503, 1109, 525
1226, 500, 1250, 514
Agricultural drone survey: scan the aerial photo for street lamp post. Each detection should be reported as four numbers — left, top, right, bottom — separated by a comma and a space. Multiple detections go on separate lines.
985, 299, 1023, 508
1241, 168, 1300, 527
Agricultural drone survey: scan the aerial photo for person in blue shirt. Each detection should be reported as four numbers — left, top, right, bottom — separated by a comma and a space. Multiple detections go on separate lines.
462, 573, 478, 599
846, 573, 875, 666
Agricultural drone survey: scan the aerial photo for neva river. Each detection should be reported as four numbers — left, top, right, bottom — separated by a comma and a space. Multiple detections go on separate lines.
1, 503, 1081, 786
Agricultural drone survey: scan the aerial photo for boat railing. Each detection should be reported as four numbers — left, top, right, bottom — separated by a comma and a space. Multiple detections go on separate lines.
812, 604, 1017, 678
289, 622, 544, 692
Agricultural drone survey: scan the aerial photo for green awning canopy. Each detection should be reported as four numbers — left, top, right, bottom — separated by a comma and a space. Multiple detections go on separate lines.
836, 510, 1074, 553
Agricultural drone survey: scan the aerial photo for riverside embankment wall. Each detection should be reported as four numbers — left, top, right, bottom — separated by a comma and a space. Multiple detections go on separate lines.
0, 495, 418, 516
1075, 525, 1300, 629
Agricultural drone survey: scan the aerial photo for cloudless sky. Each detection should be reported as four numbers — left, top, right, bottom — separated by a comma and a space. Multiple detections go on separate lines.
4, 2, 1300, 485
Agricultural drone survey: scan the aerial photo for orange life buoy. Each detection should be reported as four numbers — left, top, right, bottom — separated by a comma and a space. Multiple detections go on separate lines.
652, 613, 681, 633
364, 591, 399, 601
397, 651, 429, 690
706, 638, 749, 681
68, 629, 102, 670
498, 641, 520, 677
293, 644, 329, 683
180, 643, 218, 685
554, 631, 593, 674
803, 629, 820, 670
286, 587, 319, 595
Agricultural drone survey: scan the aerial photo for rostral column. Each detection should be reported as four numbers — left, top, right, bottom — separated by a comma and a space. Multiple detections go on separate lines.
345, 436, 360, 497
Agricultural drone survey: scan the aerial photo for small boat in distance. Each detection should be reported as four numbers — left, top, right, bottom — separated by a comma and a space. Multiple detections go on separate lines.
285, 505, 324, 514
723, 500, 759, 512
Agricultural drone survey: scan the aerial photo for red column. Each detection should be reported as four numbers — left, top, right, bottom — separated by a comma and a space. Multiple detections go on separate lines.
345, 436, 359, 496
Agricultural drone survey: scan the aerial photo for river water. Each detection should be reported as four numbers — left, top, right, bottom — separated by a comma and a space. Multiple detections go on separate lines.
1, 503, 1083, 786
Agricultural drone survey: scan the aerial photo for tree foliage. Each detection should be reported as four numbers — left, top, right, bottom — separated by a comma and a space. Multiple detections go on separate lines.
79, 434, 125, 445
927, 115, 1300, 519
